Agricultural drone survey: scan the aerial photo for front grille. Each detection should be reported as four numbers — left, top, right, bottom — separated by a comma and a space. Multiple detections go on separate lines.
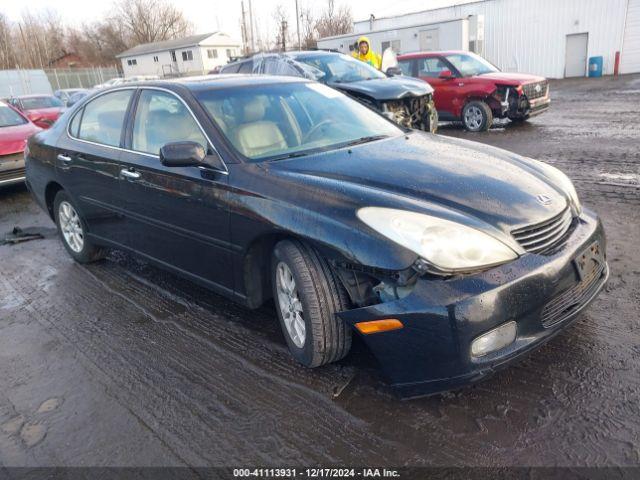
522, 81, 548, 100
541, 261, 606, 328
512, 207, 574, 254
0, 167, 26, 183
1, 153, 23, 163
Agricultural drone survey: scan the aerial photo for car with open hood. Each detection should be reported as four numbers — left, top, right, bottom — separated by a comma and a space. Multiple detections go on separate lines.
220, 50, 438, 133
25, 76, 607, 397
398, 51, 551, 131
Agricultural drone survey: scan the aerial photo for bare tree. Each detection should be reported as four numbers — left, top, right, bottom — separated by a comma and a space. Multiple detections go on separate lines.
315, 0, 352, 39
299, 7, 317, 49
113, 0, 193, 45
0, 12, 17, 69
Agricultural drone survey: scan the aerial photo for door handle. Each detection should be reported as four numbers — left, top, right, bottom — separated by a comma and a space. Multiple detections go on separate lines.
120, 168, 141, 180
57, 154, 72, 163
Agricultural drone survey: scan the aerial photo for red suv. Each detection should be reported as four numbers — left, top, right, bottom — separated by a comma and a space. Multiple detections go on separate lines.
397, 51, 550, 132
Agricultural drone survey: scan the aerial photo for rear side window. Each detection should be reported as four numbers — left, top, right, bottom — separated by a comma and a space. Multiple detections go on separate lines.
132, 89, 208, 155
398, 60, 414, 76
77, 90, 133, 147
418, 57, 448, 77
237, 61, 253, 74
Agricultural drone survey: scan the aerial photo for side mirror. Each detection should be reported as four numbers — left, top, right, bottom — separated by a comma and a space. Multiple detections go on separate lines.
386, 66, 403, 77
159, 141, 226, 171
160, 141, 206, 167
439, 70, 454, 79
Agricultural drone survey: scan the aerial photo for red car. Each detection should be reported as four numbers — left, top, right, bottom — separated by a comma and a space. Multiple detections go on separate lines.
6, 94, 65, 129
397, 51, 550, 132
0, 102, 41, 187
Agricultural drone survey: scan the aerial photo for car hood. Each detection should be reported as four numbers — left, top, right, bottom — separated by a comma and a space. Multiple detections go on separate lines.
477, 72, 546, 85
25, 107, 63, 120
273, 133, 568, 235
0, 123, 41, 155
329, 76, 434, 101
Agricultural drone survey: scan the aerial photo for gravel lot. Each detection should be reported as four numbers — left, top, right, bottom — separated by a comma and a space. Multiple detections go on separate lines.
1, 74, 638, 468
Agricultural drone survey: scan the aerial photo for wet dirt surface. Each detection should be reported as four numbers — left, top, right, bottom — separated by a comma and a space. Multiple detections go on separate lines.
1, 75, 639, 468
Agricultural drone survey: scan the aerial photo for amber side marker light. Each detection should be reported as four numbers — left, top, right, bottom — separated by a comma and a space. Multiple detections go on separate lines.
355, 319, 404, 335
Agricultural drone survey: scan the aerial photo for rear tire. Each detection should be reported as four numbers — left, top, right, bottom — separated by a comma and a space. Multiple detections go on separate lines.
53, 191, 106, 263
462, 100, 493, 132
271, 239, 352, 367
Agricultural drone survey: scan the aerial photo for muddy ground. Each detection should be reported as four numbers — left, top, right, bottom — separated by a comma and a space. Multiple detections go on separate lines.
0, 74, 638, 469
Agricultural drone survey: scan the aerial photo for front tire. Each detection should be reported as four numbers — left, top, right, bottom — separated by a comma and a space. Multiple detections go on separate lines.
53, 191, 106, 263
462, 100, 493, 132
271, 239, 352, 368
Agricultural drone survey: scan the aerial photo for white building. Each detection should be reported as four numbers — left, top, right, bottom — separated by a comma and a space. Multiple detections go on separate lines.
117, 32, 242, 78
317, 0, 640, 78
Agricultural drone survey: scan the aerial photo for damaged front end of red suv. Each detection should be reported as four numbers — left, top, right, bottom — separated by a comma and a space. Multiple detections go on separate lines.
492, 80, 551, 122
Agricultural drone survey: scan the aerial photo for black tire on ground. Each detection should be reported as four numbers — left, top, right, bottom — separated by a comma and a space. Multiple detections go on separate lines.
53, 190, 106, 263
462, 100, 493, 132
271, 239, 352, 368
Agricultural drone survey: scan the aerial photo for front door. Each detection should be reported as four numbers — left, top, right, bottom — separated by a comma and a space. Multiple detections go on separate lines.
118, 88, 234, 293
55, 88, 135, 244
416, 56, 459, 118
565, 33, 588, 77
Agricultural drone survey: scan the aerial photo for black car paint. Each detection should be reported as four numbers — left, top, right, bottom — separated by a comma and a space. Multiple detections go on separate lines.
25, 76, 607, 396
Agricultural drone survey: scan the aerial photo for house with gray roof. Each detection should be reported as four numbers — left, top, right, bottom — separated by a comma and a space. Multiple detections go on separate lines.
116, 32, 242, 78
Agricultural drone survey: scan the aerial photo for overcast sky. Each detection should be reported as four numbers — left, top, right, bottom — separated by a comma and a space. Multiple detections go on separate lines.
2, 0, 471, 42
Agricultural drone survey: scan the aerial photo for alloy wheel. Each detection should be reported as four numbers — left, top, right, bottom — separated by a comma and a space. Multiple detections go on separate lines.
275, 261, 306, 348
58, 201, 84, 253
464, 105, 484, 130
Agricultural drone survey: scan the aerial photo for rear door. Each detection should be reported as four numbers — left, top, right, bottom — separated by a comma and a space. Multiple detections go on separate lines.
118, 87, 234, 292
55, 88, 135, 244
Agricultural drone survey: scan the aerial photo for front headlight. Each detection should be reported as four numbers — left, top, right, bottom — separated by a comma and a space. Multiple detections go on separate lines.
534, 161, 582, 215
357, 207, 518, 273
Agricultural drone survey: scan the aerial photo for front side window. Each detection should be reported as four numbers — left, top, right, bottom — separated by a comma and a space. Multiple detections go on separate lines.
444, 53, 498, 77
196, 82, 402, 161
182, 50, 193, 61
0, 104, 28, 127
76, 90, 133, 147
132, 89, 208, 156
21, 96, 64, 109
418, 57, 449, 77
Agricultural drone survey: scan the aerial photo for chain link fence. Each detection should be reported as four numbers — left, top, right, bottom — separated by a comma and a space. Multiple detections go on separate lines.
0, 67, 122, 97
45, 66, 121, 90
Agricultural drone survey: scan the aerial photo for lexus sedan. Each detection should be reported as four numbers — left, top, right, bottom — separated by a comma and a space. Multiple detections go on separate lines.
25, 75, 608, 397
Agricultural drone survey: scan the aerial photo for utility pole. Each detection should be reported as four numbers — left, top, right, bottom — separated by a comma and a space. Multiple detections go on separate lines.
248, 0, 255, 52
241, 1, 248, 55
281, 20, 288, 51
295, 0, 301, 50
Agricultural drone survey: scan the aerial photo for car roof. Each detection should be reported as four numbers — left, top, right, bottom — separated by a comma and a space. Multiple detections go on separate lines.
397, 50, 472, 59
116, 74, 310, 92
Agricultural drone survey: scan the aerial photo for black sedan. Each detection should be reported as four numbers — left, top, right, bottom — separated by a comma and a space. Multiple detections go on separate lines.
25, 75, 608, 397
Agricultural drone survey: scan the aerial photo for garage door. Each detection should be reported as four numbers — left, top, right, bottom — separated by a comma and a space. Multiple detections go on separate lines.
621, 0, 640, 74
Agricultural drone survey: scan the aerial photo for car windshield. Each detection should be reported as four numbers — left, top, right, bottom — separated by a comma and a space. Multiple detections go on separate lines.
445, 53, 499, 76
196, 82, 402, 161
0, 104, 27, 127
293, 54, 386, 83
21, 96, 63, 109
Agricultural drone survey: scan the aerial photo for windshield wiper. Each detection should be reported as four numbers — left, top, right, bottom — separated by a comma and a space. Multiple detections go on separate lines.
264, 151, 310, 161
343, 135, 389, 147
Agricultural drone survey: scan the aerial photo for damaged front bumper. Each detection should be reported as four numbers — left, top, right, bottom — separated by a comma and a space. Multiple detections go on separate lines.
337, 209, 608, 398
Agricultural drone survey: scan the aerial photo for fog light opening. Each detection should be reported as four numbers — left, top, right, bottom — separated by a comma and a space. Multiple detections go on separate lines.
355, 319, 404, 335
471, 321, 517, 357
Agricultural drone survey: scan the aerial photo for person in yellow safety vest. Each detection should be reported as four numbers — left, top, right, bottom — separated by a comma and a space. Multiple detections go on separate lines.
351, 36, 382, 70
